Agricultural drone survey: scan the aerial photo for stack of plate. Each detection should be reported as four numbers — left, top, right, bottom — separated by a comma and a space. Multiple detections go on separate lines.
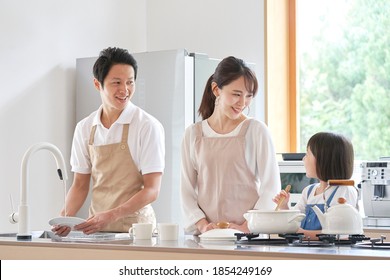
199, 228, 242, 243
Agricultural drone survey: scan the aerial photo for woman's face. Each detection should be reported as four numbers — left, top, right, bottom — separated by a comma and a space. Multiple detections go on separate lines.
94, 63, 136, 113
303, 147, 317, 179
213, 76, 254, 120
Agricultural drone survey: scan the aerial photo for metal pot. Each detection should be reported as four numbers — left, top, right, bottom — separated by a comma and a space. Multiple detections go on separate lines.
243, 210, 306, 234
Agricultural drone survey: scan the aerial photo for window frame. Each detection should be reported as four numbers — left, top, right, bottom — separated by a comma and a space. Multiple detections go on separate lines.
264, 0, 297, 153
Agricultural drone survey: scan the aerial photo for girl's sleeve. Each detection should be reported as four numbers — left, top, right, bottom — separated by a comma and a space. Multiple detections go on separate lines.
293, 186, 309, 213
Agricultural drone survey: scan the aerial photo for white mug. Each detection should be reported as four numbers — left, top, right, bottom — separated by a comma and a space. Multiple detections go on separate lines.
155, 223, 179, 241
129, 223, 153, 240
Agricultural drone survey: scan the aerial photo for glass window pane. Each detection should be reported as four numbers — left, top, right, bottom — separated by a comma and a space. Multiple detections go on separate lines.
297, 0, 390, 160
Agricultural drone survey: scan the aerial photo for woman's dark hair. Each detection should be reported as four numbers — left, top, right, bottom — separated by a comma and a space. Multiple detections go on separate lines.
198, 56, 258, 120
308, 132, 354, 181
92, 47, 138, 88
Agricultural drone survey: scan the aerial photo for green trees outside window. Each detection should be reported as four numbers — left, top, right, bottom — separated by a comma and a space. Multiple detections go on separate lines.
298, 0, 390, 160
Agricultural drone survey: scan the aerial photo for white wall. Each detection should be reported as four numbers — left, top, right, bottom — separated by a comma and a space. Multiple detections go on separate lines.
0, 0, 147, 232
146, 0, 265, 120
0, 0, 265, 232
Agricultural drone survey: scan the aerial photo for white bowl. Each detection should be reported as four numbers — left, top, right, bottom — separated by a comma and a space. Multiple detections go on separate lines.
243, 210, 305, 234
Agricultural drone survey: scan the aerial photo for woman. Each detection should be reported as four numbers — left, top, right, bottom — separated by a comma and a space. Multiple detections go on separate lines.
54, 47, 165, 235
180, 56, 281, 235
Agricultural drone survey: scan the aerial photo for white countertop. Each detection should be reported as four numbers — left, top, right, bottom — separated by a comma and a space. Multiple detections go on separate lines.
1, 233, 390, 260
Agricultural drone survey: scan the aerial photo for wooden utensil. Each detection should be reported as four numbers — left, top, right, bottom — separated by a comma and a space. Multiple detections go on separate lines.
328, 179, 355, 186
275, 184, 291, 211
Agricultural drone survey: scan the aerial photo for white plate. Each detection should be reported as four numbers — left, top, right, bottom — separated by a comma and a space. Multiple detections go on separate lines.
200, 237, 237, 242
48, 217, 86, 229
199, 228, 242, 242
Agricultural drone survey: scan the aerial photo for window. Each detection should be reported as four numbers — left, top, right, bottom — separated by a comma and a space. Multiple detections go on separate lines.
266, 0, 390, 160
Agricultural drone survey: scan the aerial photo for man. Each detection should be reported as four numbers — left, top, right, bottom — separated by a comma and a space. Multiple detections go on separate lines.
54, 47, 165, 235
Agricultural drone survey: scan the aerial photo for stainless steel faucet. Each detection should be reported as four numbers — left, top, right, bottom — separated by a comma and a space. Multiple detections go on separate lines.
10, 142, 68, 240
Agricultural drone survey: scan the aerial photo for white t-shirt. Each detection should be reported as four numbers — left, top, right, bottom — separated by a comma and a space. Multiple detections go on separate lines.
70, 102, 165, 175
181, 118, 281, 232
293, 183, 359, 213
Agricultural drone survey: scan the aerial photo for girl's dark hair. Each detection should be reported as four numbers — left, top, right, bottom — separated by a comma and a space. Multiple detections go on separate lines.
198, 56, 258, 120
92, 47, 138, 88
308, 132, 354, 181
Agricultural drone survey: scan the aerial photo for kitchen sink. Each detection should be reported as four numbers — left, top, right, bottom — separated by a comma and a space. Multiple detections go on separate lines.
0, 230, 52, 239
0, 230, 132, 243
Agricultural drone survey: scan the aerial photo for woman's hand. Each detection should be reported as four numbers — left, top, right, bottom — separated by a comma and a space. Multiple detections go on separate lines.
229, 221, 249, 233
196, 219, 251, 234
196, 218, 217, 233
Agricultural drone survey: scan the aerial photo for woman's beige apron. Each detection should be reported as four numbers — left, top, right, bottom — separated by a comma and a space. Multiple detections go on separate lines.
195, 119, 258, 225
88, 124, 156, 232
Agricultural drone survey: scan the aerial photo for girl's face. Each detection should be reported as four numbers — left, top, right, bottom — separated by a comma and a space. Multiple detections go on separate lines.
94, 63, 136, 114
303, 147, 317, 179
213, 76, 254, 120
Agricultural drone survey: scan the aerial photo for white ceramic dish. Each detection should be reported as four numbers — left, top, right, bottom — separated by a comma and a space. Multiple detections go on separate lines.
48, 217, 86, 229
243, 210, 306, 234
199, 228, 242, 242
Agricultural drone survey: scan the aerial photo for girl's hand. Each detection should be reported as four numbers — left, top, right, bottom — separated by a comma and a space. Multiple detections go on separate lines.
297, 228, 321, 240
272, 189, 291, 210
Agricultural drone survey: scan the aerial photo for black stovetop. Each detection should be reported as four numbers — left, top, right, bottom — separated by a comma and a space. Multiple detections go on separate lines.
234, 233, 371, 247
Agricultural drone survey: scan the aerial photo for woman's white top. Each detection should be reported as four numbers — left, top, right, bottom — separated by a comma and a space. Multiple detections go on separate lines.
181, 118, 281, 232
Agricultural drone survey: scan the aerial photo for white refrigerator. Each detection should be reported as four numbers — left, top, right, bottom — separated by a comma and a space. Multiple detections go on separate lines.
75, 49, 261, 228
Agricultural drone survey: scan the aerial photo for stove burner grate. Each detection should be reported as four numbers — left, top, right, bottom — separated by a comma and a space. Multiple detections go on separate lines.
353, 243, 390, 249
289, 234, 370, 247
353, 236, 390, 250
291, 240, 334, 247
318, 234, 370, 244
234, 233, 289, 245
234, 233, 371, 247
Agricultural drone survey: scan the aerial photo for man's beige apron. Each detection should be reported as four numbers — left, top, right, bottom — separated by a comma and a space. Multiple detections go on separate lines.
195, 119, 259, 225
88, 124, 156, 232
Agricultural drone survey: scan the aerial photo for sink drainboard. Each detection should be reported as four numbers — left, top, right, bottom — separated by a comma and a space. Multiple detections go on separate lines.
51, 232, 132, 242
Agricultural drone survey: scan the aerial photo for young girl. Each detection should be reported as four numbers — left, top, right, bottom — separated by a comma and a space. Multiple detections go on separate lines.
273, 132, 358, 239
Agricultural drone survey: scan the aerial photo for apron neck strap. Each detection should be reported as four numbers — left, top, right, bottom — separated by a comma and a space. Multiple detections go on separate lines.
121, 124, 130, 143
89, 125, 97, 145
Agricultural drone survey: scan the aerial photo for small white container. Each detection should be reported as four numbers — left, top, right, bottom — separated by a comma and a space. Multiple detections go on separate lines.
155, 223, 179, 241
129, 223, 153, 240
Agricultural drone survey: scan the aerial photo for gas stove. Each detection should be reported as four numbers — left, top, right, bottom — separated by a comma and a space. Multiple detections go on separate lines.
289, 234, 370, 247
234, 233, 289, 245
234, 233, 371, 247
353, 235, 390, 249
